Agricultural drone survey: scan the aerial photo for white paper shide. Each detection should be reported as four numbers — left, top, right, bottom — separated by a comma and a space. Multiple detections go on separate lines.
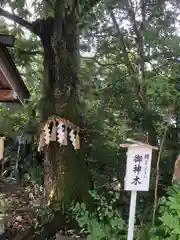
124, 146, 152, 191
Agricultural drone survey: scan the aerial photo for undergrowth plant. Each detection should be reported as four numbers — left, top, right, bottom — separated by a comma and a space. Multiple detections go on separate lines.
157, 184, 180, 239
137, 184, 180, 240
71, 190, 126, 240
36, 184, 180, 239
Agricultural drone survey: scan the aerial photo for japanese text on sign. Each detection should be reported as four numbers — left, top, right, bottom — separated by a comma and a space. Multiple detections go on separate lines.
124, 146, 152, 191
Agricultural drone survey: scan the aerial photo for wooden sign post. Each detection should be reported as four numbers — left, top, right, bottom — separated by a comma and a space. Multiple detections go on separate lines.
120, 139, 158, 240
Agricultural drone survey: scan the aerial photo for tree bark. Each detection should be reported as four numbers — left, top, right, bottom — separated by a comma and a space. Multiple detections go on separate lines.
36, 9, 92, 204
0, 0, 93, 208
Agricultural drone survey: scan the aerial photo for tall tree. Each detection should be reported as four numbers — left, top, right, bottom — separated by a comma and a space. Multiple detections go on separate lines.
0, 0, 102, 204
83, 0, 180, 165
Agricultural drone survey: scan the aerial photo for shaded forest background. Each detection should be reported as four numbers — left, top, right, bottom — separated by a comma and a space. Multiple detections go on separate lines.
1, 0, 180, 239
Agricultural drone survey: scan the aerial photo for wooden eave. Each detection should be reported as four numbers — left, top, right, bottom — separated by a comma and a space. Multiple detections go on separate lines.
0, 44, 30, 103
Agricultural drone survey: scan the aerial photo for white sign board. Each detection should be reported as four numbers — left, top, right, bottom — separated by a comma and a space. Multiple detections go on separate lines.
124, 145, 152, 191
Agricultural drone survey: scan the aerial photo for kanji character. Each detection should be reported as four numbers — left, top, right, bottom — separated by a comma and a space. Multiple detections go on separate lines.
144, 154, 149, 160
131, 176, 141, 185
133, 164, 142, 175
144, 160, 148, 165
134, 154, 142, 164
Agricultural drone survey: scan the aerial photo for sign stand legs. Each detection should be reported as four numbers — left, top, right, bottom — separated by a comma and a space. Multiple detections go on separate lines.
127, 191, 137, 240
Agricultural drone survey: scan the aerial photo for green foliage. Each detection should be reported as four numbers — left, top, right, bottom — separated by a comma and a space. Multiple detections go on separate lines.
0, 194, 9, 217
71, 190, 126, 239
131, 183, 180, 240
1, 0, 180, 238
0, 100, 39, 137
138, 184, 180, 240
26, 166, 44, 185
37, 206, 55, 224
157, 184, 180, 239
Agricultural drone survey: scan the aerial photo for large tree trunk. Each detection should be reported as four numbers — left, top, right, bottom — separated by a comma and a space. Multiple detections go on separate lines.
37, 5, 92, 204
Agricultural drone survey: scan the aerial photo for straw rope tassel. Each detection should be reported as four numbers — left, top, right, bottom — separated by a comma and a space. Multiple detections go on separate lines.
43, 123, 51, 145
0, 137, 5, 160
76, 127, 80, 150
63, 122, 68, 146
57, 121, 64, 145
38, 132, 46, 152
50, 117, 57, 142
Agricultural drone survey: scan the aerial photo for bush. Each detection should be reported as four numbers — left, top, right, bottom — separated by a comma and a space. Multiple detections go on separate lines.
71, 190, 126, 240
138, 184, 180, 240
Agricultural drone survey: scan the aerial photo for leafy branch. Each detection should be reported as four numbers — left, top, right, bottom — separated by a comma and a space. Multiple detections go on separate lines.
17, 49, 43, 55
79, 0, 102, 19
109, 9, 147, 109
0, 7, 34, 33
126, 0, 147, 100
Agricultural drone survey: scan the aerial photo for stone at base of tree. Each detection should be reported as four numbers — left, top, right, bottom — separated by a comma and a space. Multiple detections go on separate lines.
172, 154, 180, 183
